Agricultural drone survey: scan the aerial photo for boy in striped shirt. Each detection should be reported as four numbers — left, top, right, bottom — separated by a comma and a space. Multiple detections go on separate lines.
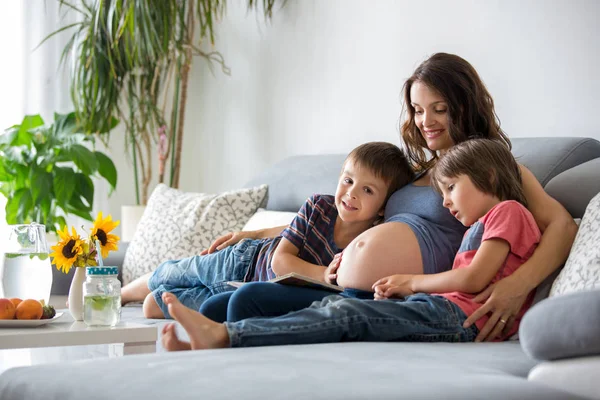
140, 142, 413, 319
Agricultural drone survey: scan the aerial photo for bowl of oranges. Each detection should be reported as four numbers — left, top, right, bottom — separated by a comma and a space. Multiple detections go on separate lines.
0, 298, 62, 328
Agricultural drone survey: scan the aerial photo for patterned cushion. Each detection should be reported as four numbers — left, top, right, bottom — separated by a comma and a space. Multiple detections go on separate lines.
550, 191, 600, 297
121, 184, 268, 285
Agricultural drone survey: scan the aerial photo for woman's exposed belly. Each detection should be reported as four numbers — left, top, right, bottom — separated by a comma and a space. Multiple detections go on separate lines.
336, 222, 424, 291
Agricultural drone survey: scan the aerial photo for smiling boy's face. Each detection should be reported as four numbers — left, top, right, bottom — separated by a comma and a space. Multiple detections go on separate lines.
438, 174, 501, 226
334, 159, 388, 224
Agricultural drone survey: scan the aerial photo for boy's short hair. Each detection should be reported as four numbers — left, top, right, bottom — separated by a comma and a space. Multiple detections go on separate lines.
431, 139, 527, 207
345, 142, 414, 201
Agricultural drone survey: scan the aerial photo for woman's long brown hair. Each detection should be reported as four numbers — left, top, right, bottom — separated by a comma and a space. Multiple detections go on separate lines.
400, 53, 511, 171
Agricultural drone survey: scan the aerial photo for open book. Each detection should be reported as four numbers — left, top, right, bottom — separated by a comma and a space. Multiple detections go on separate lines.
228, 272, 343, 292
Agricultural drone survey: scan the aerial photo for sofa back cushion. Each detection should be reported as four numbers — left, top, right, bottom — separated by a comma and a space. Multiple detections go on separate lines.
246, 137, 600, 213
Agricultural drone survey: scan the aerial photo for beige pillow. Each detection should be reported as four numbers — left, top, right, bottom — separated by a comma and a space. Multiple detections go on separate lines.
121, 184, 268, 285
550, 191, 600, 297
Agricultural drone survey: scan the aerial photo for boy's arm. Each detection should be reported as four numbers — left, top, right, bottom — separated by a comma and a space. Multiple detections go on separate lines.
374, 239, 510, 297
271, 237, 328, 281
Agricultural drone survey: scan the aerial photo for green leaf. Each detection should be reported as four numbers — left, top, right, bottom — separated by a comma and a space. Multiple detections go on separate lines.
0, 162, 10, 181
95, 151, 117, 190
39, 196, 52, 226
30, 168, 53, 205
55, 216, 68, 232
1, 146, 27, 165
0, 127, 18, 146
95, 116, 120, 134
6, 188, 33, 224
67, 144, 98, 175
52, 112, 80, 136
53, 167, 77, 207
64, 202, 93, 221
16, 115, 45, 147
72, 173, 94, 210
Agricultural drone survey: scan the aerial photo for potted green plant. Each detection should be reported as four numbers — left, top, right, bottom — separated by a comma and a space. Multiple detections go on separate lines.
0, 112, 118, 235
44, 0, 283, 205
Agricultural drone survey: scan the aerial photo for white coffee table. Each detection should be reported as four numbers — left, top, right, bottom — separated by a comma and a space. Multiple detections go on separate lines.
0, 311, 157, 355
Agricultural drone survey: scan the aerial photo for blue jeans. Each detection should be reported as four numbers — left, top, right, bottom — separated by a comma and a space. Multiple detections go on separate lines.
148, 239, 259, 318
199, 282, 335, 322
225, 293, 479, 347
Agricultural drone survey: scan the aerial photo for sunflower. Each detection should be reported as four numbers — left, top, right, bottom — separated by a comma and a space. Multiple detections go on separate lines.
91, 212, 120, 259
50, 226, 83, 274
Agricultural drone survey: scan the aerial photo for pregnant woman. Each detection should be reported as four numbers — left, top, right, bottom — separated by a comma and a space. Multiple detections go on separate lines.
140, 53, 577, 341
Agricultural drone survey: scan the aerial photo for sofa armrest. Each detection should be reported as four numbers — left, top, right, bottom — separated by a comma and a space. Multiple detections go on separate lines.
520, 289, 600, 361
544, 157, 600, 218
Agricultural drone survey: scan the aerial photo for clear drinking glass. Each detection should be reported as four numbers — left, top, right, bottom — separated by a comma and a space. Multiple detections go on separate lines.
83, 267, 121, 327
0, 223, 52, 304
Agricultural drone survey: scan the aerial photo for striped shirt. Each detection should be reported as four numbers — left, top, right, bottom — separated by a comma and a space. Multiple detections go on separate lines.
248, 194, 343, 282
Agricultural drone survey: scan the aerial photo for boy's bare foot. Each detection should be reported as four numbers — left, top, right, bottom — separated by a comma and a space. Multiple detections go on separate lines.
161, 323, 192, 351
162, 292, 230, 350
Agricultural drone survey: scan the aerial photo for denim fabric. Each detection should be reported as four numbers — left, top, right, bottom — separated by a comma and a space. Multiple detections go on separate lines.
225, 293, 479, 347
341, 288, 374, 300
148, 239, 259, 318
201, 282, 334, 322
201, 283, 377, 322
199, 291, 234, 322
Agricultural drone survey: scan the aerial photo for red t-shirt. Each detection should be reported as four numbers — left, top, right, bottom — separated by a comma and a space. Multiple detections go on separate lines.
439, 200, 541, 340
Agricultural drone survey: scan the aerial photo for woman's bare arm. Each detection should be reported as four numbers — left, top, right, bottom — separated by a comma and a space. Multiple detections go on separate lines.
464, 165, 578, 341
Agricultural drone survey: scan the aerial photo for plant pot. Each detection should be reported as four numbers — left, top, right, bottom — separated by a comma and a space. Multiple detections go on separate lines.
68, 267, 86, 321
121, 205, 147, 242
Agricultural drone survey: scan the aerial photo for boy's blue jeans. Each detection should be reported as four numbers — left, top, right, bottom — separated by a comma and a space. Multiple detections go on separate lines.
199, 282, 376, 322
224, 293, 479, 347
148, 239, 259, 318
199, 282, 334, 322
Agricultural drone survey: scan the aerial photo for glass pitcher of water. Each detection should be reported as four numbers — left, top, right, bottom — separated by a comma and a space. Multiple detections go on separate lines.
0, 223, 52, 304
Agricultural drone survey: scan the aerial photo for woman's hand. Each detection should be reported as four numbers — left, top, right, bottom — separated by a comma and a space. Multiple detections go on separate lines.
463, 274, 529, 342
200, 231, 257, 255
323, 253, 342, 284
372, 274, 415, 300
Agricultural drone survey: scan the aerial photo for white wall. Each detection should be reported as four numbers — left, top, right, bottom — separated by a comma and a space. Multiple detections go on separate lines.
98, 0, 600, 231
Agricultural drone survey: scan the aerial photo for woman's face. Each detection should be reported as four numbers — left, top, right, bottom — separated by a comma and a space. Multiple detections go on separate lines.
410, 82, 454, 152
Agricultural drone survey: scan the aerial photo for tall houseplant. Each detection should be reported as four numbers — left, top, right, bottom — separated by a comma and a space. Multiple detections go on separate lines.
46, 0, 283, 205
0, 112, 117, 234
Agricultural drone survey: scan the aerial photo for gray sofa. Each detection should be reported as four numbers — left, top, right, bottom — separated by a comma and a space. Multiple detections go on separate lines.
1, 137, 600, 400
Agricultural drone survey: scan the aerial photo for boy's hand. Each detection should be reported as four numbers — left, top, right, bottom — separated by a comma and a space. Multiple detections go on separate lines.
372, 274, 415, 299
200, 231, 256, 255
324, 253, 342, 284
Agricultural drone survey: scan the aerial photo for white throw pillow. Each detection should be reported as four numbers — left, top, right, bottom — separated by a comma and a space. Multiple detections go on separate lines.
242, 208, 298, 231
121, 183, 268, 285
550, 191, 600, 297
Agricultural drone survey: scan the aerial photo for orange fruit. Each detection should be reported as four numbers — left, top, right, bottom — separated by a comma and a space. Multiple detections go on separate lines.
0, 298, 16, 320
15, 299, 43, 320
9, 298, 22, 308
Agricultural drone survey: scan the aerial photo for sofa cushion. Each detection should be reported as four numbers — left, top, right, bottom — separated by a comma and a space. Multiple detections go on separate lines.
544, 158, 600, 219
550, 191, 600, 297
0, 341, 574, 400
246, 137, 600, 213
121, 184, 268, 285
520, 289, 600, 361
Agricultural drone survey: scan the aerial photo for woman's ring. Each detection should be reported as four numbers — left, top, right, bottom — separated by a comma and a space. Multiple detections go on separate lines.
499, 319, 507, 324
